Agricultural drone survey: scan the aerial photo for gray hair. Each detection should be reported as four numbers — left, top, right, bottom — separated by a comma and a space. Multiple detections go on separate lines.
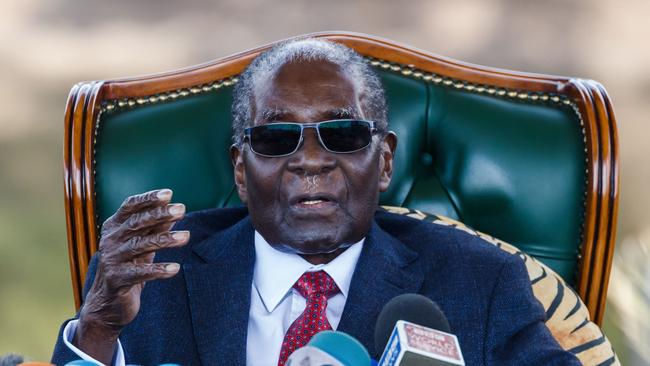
231, 38, 388, 146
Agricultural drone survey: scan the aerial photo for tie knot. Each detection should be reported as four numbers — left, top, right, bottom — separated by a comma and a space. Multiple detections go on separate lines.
293, 270, 340, 299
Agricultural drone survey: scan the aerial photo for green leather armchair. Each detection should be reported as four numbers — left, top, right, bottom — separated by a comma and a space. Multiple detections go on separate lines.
63, 32, 618, 325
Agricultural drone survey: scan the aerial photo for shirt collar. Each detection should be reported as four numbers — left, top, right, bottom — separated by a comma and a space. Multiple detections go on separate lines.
253, 230, 364, 313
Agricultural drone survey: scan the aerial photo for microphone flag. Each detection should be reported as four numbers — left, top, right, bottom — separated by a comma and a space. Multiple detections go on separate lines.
377, 320, 464, 366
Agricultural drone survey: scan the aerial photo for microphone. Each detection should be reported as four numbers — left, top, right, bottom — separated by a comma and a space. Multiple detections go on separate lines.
286, 330, 372, 366
375, 294, 464, 366
285, 347, 345, 366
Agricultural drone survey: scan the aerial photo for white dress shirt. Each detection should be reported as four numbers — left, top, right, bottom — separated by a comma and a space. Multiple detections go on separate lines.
63, 231, 364, 366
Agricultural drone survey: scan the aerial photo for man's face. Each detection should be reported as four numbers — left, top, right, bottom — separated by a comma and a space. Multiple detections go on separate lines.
231, 59, 396, 262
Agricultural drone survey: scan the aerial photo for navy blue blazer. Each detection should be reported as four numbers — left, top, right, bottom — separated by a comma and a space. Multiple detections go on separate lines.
52, 207, 579, 365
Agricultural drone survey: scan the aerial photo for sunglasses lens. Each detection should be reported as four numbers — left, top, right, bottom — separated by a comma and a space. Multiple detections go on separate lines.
319, 120, 373, 153
249, 124, 302, 156
246, 120, 374, 156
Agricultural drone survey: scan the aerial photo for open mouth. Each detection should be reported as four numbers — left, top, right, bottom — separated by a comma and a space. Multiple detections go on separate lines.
292, 194, 338, 210
300, 199, 328, 205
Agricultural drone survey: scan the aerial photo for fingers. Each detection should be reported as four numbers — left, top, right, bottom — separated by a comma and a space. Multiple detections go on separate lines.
106, 262, 181, 290
143, 219, 176, 238
83, 190, 185, 333
121, 203, 185, 236
113, 231, 190, 261
112, 189, 173, 224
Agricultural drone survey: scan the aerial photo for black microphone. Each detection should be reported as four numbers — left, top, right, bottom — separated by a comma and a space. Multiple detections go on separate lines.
375, 294, 464, 366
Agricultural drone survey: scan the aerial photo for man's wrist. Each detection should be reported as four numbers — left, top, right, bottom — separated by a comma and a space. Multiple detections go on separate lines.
76, 318, 120, 342
74, 314, 122, 365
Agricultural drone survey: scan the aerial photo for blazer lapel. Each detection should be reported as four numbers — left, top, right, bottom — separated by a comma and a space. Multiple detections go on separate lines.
337, 221, 425, 358
183, 216, 255, 366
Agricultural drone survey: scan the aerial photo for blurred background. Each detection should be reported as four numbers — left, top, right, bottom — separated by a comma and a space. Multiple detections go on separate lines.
1, 0, 648, 364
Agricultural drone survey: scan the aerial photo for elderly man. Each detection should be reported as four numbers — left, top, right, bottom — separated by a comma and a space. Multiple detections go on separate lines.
52, 39, 579, 365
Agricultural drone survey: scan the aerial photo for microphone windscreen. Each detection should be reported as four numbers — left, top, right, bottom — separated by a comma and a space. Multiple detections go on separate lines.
374, 294, 450, 354
285, 346, 345, 366
308, 330, 371, 366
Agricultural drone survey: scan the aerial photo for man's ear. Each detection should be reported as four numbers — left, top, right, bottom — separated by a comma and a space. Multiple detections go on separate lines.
230, 144, 248, 204
378, 132, 397, 193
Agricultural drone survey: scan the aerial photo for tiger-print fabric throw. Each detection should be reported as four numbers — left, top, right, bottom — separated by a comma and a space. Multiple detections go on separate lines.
381, 206, 619, 366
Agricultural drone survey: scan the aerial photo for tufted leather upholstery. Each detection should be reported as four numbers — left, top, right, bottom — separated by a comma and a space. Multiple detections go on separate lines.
95, 67, 585, 283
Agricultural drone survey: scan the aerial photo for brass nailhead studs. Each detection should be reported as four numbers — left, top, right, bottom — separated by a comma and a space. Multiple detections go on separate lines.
99, 56, 580, 128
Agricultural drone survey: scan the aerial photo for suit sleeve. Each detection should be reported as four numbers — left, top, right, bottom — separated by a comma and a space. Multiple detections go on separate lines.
485, 254, 581, 365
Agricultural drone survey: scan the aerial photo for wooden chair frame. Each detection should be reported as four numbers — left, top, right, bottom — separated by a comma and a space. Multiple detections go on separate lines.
63, 31, 618, 324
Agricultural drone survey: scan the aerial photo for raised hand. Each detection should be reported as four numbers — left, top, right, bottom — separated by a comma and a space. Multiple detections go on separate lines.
73, 189, 189, 364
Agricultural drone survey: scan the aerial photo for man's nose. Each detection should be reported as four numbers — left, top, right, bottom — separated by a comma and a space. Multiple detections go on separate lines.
286, 128, 336, 175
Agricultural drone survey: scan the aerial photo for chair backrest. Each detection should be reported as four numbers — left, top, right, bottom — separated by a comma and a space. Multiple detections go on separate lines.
63, 32, 618, 324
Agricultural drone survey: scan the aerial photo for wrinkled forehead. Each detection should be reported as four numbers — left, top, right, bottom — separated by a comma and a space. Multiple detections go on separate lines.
251, 59, 363, 123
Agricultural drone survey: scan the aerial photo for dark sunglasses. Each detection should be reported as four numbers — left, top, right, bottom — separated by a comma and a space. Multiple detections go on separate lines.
243, 119, 378, 157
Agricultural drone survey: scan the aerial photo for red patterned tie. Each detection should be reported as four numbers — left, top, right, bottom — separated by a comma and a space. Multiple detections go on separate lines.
277, 270, 340, 366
